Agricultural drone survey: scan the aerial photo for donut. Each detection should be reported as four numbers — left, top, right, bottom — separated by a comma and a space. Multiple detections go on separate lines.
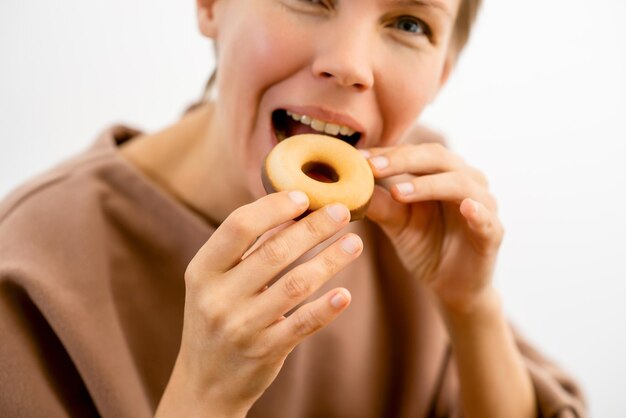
261, 134, 374, 221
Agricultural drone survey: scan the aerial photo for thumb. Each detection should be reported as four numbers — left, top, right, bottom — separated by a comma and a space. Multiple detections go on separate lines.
365, 185, 408, 236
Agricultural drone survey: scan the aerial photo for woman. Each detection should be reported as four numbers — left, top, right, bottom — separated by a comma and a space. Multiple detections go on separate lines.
0, 0, 585, 416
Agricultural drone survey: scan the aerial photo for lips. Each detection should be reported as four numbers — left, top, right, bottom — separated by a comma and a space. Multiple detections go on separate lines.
271, 109, 362, 147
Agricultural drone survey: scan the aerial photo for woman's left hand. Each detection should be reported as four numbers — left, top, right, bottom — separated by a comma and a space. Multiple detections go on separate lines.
363, 141, 505, 314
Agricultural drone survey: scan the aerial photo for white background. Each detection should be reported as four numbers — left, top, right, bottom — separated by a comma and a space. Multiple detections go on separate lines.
1, 1, 624, 416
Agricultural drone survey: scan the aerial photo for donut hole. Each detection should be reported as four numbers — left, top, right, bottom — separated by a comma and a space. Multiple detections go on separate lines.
302, 162, 339, 183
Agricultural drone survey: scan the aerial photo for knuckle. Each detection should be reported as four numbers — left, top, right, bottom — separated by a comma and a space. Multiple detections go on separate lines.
245, 339, 275, 361
480, 215, 505, 249
199, 296, 227, 331
197, 296, 255, 350
427, 142, 447, 157
283, 271, 311, 299
259, 237, 290, 267
184, 262, 216, 291
226, 209, 254, 238
185, 257, 221, 291
302, 216, 326, 238
293, 308, 325, 337
429, 142, 464, 170
320, 253, 339, 275
473, 169, 490, 188
225, 317, 250, 348
184, 263, 201, 287
452, 172, 472, 193
484, 217, 495, 234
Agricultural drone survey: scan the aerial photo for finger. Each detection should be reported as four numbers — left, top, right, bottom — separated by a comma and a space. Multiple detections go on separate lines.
363, 144, 489, 188
459, 198, 505, 253
390, 172, 497, 211
366, 143, 466, 178
230, 203, 351, 294
365, 185, 409, 234
248, 233, 362, 329
190, 191, 309, 274
265, 287, 352, 351
241, 221, 295, 261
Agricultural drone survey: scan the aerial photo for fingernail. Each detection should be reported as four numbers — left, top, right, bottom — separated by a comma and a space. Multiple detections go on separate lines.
330, 290, 348, 308
396, 182, 415, 195
326, 204, 349, 223
369, 156, 389, 170
288, 190, 308, 206
340, 235, 361, 254
470, 199, 479, 214
359, 149, 371, 159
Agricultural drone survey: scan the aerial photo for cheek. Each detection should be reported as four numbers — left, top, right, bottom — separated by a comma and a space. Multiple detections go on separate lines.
214, 13, 314, 197
217, 12, 311, 105
378, 55, 446, 145
213, 17, 300, 152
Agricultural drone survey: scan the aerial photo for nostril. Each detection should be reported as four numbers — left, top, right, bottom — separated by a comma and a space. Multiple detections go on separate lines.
313, 61, 374, 90
318, 72, 369, 90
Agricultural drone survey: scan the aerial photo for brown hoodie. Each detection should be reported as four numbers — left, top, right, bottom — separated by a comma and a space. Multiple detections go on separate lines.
0, 126, 586, 417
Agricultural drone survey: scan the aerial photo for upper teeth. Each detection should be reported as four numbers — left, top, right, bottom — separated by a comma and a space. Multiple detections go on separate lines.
287, 111, 356, 137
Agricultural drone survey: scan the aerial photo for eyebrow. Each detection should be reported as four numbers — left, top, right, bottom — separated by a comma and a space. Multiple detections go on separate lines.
392, 0, 454, 18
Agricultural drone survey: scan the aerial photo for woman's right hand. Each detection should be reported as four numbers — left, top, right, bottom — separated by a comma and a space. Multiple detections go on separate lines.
155, 191, 363, 418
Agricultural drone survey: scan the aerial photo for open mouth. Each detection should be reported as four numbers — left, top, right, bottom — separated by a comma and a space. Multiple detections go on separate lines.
272, 109, 362, 147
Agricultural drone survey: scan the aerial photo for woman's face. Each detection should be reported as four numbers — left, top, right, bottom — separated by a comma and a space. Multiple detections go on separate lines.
199, 0, 460, 199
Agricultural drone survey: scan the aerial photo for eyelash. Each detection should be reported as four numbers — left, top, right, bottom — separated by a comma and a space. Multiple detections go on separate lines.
392, 16, 432, 38
299, 0, 333, 9
293, 1, 433, 41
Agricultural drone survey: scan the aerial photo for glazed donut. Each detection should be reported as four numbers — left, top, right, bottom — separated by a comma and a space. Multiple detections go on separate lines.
261, 134, 374, 221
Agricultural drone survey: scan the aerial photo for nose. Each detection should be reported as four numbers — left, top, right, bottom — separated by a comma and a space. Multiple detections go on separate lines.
311, 27, 375, 91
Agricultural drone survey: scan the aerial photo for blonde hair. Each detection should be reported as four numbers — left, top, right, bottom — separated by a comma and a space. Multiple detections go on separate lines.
452, 0, 482, 54
194, 0, 482, 104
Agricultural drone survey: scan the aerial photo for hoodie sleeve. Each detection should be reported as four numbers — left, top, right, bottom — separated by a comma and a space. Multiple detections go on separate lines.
429, 328, 587, 418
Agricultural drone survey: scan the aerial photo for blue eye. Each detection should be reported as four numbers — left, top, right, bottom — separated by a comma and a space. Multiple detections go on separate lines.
394, 16, 430, 36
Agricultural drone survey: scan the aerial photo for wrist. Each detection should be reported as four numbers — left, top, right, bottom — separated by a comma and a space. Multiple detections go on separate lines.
436, 287, 537, 418
437, 286, 503, 336
156, 358, 250, 418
